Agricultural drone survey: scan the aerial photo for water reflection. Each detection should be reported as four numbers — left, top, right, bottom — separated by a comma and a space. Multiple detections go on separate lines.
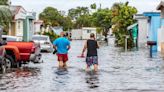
14, 67, 41, 78
55, 68, 68, 75
0, 67, 41, 92
51, 68, 70, 92
85, 71, 99, 89
0, 40, 164, 92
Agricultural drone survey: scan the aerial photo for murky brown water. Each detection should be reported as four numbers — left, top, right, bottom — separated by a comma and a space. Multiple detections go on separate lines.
0, 40, 164, 92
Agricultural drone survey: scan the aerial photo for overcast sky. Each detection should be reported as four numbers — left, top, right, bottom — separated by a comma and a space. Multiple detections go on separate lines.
11, 0, 161, 18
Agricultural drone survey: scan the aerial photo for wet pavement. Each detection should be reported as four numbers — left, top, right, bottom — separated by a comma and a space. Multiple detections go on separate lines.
0, 40, 164, 92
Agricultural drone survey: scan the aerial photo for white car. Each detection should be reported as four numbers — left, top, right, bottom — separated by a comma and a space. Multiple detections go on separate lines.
2, 35, 22, 41
32, 35, 53, 52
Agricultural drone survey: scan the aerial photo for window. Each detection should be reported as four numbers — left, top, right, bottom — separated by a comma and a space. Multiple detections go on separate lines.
87, 30, 91, 33
18, 21, 21, 29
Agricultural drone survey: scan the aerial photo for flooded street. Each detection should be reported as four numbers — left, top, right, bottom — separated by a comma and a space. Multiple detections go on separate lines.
0, 40, 164, 92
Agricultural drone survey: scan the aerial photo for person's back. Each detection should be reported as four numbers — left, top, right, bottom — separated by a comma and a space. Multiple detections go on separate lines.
87, 39, 98, 57
81, 33, 99, 72
53, 32, 70, 68
54, 37, 70, 54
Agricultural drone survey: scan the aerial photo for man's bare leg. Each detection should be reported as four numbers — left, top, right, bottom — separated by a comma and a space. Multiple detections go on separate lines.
93, 64, 98, 72
85, 65, 90, 72
59, 61, 64, 68
63, 62, 67, 68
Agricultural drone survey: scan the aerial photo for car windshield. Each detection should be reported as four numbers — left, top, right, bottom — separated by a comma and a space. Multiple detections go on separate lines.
32, 36, 48, 41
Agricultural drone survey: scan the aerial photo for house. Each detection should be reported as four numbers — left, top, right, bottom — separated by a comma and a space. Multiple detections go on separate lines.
81, 27, 97, 39
71, 29, 82, 40
156, 1, 164, 54
34, 20, 43, 34
143, 12, 161, 51
134, 14, 148, 48
51, 26, 63, 35
71, 27, 97, 40
9, 6, 36, 41
9, 6, 26, 40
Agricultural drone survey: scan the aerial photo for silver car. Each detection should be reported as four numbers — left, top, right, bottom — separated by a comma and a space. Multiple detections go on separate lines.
32, 35, 53, 52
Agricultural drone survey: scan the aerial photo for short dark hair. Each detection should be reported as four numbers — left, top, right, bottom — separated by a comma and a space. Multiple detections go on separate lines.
90, 33, 95, 38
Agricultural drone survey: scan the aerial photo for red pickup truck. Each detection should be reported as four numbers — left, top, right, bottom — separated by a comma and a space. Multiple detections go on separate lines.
4, 41, 42, 68
0, 27, 42, 73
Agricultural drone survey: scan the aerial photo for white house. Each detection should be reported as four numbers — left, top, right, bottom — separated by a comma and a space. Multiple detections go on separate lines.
82, 27, 97, 39
134, 14, 149, 48
71, 29, 82, 40
71, 27, 97, 40
9, 5, 36, 41
34, 20, 43, 34
51, 26, 63, 35
9, 6, 26, 39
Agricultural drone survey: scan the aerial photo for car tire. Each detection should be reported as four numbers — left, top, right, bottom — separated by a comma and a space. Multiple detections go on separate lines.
33, 54, 42, 63
5, 55, 14, 69
5, 55, 12, 69
0, 62, 6, 74
5, 55, 20, 68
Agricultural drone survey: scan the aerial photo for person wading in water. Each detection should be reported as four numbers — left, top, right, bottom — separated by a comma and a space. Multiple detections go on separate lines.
53, 32, 71, 69
81, 33, 99, 72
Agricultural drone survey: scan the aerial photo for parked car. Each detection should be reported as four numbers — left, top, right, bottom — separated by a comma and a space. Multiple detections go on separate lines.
32, 35, 53, 52
2, 35, 22, 41
0, 32, 42, 73
5, 41, 42, 65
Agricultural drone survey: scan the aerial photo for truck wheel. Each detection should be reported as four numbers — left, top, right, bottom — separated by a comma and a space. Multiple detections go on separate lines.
5, 55, 15, 68
5, 55, 12, 69
0, 62, 6, 74
33, 54, 42, 63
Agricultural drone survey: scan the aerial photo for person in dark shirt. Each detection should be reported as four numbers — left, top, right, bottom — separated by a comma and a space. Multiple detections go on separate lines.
81, 33, 99, 72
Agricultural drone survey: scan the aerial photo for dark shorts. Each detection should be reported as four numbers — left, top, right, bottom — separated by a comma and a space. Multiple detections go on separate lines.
86, 56, 98, 67
57, 54, 68, 63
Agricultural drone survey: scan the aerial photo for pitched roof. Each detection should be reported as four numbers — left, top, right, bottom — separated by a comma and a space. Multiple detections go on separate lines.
9, 6, 26, 17
127, 23, 138, 30
157, 1, 164, 10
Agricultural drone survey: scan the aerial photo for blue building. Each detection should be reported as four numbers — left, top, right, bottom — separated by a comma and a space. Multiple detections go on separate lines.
143, 12, 161, 51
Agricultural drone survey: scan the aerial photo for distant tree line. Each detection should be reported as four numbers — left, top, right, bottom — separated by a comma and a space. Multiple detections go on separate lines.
39, 2, 137, 48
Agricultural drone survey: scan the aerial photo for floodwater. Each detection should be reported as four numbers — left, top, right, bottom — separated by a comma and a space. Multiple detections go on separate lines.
0, 40, 164, 92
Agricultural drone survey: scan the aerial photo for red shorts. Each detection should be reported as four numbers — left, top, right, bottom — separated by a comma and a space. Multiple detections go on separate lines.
57, 54, 68, 63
